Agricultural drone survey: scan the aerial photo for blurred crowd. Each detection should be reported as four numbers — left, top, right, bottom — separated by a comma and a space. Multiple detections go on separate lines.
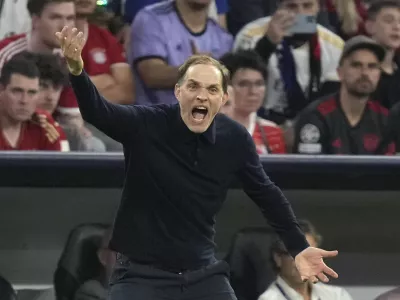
1, 0, 400, 299
0, 0, 399, 155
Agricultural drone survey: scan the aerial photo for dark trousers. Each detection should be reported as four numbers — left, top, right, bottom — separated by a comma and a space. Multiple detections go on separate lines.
109, 253, 237, 300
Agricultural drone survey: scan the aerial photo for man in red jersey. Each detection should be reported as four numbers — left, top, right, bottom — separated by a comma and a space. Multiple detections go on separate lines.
0, 57, 63, 151
293, 36, 395, 155
14, 51, 71, 151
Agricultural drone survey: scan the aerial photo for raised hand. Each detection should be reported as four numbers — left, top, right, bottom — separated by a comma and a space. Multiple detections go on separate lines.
295, 247, 339, 283
55, 26, 86, 75
265, 9, 295, 44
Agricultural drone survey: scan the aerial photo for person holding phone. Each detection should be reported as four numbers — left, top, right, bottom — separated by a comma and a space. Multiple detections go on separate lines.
233, 0, 344, 135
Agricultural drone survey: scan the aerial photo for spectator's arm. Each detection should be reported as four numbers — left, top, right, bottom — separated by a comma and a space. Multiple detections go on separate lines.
321, 31, 344, 83
293, 110, 329, 154
90, 30, 134, 104
254, 36, 277, 64
131, 9, 179, 90
90, 64, 134, 104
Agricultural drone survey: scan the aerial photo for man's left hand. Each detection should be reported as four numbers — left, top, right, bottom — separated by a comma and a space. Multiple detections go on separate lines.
295, 247, 339, 283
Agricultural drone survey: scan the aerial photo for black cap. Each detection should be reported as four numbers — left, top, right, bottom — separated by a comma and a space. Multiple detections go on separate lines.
340, 35, 386, 64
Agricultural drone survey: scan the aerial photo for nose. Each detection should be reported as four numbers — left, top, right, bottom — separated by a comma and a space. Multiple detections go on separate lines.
196, 88, 208, 101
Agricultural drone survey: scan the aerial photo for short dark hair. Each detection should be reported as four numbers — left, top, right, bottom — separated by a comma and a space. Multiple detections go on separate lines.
219, 50, 267, 82
15, 52, 69, 87
27, 0, 74, 16
0, 57, 40, 86
0, 275, 16, 300
270, 219, 322, 272
367, 0, 400, 20
177, 55, 230, 93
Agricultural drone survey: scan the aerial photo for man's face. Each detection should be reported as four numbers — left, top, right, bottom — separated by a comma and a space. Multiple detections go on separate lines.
231, 68, 266, 115
281, 0, 319, 16
0, 74, 40, 122
274, 234, 318, 285
75, 0, 97, 16
338, 49, 381, 98
367, 8, 400, 50
175, 64, 228, 133
37, 80, 62, 114
32, 2, 75, 49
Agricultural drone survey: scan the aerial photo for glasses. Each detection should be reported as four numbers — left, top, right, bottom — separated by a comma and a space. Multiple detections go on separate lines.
233, 80, 266, 90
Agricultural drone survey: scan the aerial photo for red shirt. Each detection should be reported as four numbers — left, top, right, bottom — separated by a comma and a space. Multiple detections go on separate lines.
248, 114, 287, 154
0, 110, 64, 151
58, 23, 127, 114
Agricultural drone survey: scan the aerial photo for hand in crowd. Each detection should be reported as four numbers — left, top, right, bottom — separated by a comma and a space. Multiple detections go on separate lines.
55, 26, 85, 75
265, 9, 296, 44
33, 113, 60, 144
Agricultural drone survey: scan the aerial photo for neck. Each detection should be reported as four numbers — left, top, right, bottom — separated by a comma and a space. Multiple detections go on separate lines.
175, 0, 208, 33
29, 31, 53, 53
281, 276, 311, 299
381, 48, 396, 74
0, 114, 22, 131
232, 110, 252, 129
339, 88, 368, 124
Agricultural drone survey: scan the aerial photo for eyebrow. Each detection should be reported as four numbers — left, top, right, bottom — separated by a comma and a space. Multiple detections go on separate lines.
187, 79, 220, 88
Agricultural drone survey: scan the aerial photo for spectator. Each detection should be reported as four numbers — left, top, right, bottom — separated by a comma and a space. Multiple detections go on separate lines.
293, 36, 395, 155
130, 0, 233, 105
0, 274, 16, 300
0, 0, 75, 67
0, 57, 64, 151
73, 228, 115, 300
366, 0, 400, 109
324, 0, 367, 40
234, 0, 344, 126
14, 51, 70, 151
0, 0, 31, 39
220, 50, 287, 154
258, 220, 352, 300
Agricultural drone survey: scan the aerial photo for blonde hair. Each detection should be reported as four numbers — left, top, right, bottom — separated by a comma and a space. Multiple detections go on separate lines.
178, 55, 230, 93
333, 0, 361, 35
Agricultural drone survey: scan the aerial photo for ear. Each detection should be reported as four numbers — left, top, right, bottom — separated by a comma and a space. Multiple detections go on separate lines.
336, 65, 343, 81
365, 20, 374, 36
273, 253, 282, 269
31, 15, 40, 31
221, 91, 229, 106
174, 84, 181, 102
227, 85, 234, 105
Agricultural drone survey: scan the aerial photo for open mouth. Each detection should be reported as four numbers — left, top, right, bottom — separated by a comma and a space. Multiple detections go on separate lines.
191, 106, 208, 122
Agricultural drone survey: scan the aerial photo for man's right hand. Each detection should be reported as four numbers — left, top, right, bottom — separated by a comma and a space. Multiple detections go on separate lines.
265, 10, 296, 45
55, 26, 86, 75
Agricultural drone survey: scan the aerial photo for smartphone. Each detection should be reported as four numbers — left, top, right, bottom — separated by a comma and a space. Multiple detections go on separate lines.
288, 14, 317, 35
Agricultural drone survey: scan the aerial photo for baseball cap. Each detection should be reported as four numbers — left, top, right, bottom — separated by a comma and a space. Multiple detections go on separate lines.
340, 35, 386, 64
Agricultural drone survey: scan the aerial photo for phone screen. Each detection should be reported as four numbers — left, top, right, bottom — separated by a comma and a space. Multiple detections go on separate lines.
288, 14, 317, 35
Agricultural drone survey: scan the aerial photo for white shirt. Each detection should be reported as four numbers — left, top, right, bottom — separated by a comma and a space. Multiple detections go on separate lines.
0, 0, 31, 40
233, 16, 344, 115
258, 276, 353, 300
